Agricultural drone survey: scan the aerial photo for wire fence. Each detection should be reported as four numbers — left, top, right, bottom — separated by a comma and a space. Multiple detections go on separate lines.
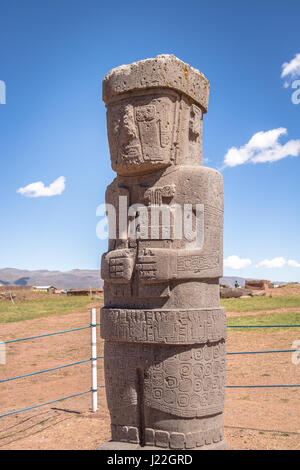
0, 311, 300, 420
228, 324, 300, 328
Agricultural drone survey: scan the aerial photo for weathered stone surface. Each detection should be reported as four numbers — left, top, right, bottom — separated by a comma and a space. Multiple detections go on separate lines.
103, 54, 210, 112
99, 54, 226, 450
101, 307, 227, 344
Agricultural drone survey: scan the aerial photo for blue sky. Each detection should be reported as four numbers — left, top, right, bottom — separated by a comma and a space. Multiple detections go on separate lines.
0, 0, 300, 282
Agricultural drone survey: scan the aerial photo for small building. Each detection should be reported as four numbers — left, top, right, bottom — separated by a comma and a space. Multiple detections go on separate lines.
32, 285, 57, 293
67, 288, 103, 296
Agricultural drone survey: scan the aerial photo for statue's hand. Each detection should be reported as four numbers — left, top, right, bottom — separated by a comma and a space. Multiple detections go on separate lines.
136, 248, 176, 283
101, 249, 135, 284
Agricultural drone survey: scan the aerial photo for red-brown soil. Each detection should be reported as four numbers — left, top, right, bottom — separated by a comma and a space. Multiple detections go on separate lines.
0, 307, 299, 450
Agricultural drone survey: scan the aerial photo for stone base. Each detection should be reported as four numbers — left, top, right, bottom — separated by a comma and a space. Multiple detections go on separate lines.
97, 440, 227, 451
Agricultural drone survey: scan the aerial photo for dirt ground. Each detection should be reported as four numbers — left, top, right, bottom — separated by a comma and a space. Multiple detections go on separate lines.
0, 306, 300, 450
268, 285, 300, 297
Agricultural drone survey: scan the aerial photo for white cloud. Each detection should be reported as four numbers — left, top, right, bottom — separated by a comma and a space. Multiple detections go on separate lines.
281, 53, 300, 85
224, 255, 252, 270
17, 176, 66, 198
224, 255, 300, 270
255, 257, 300, 269
224, 128, 300, 167
288, 259, 300, 268
256, 257, 286, 269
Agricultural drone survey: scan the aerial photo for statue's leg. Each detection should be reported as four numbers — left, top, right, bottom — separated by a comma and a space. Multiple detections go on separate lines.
104, 342, 140, 445
142, 343, 227, 450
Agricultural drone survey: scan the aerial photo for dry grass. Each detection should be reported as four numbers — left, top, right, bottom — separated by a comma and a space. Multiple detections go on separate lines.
0, 291, 103, 323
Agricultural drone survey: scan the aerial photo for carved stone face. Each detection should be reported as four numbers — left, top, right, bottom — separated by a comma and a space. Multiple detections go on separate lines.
106, 91, 179, 176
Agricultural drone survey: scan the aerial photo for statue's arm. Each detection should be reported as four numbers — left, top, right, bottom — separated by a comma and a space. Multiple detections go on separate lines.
101, 182, 136, 284
136, 246, 222, 282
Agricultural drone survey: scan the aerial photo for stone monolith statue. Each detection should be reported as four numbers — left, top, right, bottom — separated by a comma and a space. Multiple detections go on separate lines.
99, 55, 226, 450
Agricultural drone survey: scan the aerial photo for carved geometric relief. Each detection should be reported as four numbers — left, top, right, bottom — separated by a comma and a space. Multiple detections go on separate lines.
177, 253, 220, 273
104, 341, 226, 419
111, 424, 225, 449
101, 307, 227, 344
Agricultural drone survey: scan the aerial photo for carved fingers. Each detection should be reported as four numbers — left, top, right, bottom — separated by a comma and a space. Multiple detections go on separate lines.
101, 249, 135, 284
136, 248, 176, 283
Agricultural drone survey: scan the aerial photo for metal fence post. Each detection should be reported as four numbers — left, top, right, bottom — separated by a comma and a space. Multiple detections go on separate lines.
91, 308, 98, 412
0, 341, 5, 365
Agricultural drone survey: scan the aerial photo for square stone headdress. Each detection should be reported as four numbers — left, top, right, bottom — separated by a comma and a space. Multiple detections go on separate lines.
102, 54, 210, 113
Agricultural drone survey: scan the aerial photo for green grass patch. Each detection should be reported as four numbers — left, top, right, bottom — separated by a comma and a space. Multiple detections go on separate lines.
0, 296, 102, 323
227, 311, 300, 329
221, 294, 300, 312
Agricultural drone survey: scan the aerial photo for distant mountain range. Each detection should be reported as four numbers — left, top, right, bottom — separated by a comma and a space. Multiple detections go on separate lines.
220, 276, 247, 287
0, 268, 286, 290
0, 268, 103, 290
